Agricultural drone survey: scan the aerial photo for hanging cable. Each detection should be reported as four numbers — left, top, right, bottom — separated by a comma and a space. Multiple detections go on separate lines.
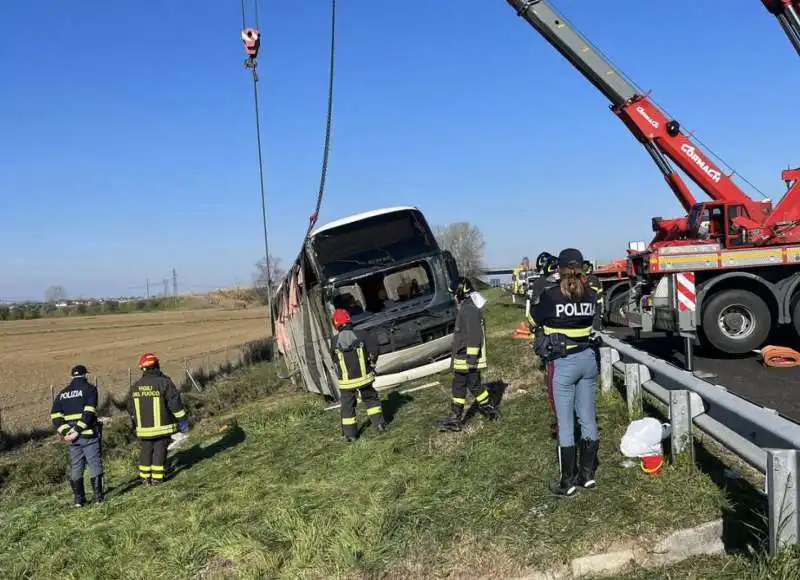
305, 0, 337, 236
240, 0, 275, 340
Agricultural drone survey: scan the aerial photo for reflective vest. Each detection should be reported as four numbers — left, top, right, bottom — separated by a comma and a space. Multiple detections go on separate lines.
333, 328, 375, 389
452, 299, 488, 371
127, 370, 187, 439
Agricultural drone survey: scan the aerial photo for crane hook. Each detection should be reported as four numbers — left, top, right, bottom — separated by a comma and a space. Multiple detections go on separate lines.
242, 27, 261, 66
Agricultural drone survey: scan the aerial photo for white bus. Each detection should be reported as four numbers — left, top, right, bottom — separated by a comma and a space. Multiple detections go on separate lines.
273, 206, 459, 398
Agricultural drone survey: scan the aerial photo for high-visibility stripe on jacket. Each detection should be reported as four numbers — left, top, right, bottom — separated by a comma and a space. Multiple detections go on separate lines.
331, 327, 378, 390
50, 378, 99, 438
127, 369, 187, 439
452, 298, 487, 371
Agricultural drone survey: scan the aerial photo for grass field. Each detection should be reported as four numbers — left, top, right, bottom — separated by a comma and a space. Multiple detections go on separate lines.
0, 308, 270, 433
0, 292, 747, 579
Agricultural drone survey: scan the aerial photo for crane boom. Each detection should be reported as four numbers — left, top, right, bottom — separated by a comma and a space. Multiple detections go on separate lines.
506, 0, 775, 230
763, 0, 800, 56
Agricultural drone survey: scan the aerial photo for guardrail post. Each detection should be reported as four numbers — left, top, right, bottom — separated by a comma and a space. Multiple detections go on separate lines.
623, 363, 645, 419
767, 449, 800, 556
599, 346, 619, 393
669, 389, 694, 466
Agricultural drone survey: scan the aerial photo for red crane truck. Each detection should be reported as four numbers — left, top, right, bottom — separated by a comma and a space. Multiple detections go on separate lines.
506, 0, 800, 365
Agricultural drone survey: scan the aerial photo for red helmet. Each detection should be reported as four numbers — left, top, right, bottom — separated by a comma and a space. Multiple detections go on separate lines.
138, 352, 159, 369
332, 308, 352, 329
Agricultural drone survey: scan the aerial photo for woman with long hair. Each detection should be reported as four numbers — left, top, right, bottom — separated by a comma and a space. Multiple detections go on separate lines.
532, 248, 600, 497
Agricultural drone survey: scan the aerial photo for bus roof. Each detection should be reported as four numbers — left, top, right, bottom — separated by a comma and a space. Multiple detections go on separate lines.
309, 206, 420, 237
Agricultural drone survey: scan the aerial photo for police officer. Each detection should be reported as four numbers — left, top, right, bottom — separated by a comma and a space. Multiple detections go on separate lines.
438, 277, 499, 431
331, 308, 388, 442
51, 364, 104, 507
533, 248, 600, 497
127, 353, 188, 485
583, 260, 604, 330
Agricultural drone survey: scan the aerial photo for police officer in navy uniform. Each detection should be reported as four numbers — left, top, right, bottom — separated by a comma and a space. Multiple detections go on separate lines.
50, 364, 104, 507
438, 277, 499, 431
330, 308, 388, 442
583, 260, 604, 330
533, 248, 600, 497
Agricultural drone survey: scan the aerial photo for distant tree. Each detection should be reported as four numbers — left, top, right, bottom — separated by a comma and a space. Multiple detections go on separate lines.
432, 222, 486, 279
0, 306, 8, 320
254, 255, 286, 302
44, 285, 68, 303
75, 303, 87, 315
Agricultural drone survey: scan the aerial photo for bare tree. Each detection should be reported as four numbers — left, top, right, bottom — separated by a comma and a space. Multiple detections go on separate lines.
432, 222, 485, 279
44, 285, 68, 303
253, 255, 286, 300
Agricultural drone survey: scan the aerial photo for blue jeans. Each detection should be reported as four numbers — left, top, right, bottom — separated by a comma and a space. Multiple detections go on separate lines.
551, 347, 599, 447
68, 436, 104, 480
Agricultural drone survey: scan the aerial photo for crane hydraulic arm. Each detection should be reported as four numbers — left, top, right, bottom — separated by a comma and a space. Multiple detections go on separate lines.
763, 0, 800, 56
504, 0, 800, 238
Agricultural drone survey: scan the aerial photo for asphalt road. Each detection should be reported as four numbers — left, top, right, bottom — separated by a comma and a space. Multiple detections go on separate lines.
606, 327, 800, 423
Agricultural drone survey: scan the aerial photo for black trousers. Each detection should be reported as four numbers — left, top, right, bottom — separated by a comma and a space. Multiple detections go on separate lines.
450, 370, 490, 414
138, 436, 171, 481
340, 383, 385, 438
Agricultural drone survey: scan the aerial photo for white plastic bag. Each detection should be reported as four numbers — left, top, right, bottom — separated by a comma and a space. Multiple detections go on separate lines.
619, 417, 671, 458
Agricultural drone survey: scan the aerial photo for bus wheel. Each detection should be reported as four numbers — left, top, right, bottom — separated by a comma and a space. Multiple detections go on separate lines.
701, 289, 770, 355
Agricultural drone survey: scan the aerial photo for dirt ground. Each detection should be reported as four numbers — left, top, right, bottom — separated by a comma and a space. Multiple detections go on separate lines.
0, 308, 270, 433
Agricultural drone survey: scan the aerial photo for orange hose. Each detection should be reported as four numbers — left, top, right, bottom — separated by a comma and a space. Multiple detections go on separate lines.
759, 345, 800, 368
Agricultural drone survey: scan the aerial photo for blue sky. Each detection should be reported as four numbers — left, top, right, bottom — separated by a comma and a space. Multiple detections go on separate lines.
1, 1, 797, 300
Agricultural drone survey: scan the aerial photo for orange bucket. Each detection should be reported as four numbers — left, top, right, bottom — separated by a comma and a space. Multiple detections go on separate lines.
640, 454, 664, 476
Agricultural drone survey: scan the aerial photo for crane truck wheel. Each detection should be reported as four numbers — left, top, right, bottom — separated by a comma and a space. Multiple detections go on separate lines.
700, 289, 771, 355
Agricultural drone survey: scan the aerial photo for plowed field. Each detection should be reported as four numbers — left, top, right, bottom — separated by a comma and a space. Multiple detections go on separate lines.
0, 308, 269, 433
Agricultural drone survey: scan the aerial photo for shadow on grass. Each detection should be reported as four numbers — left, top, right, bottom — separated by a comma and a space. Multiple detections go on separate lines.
106, 423, 247, 498
171, 422, 247, 477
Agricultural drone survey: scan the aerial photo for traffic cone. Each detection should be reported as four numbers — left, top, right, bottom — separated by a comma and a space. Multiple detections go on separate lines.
512, 322, 532, 339
640, 454, 664, 476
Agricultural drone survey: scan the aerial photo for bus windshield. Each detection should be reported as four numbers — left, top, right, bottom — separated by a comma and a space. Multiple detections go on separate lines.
311, 209, 439, 279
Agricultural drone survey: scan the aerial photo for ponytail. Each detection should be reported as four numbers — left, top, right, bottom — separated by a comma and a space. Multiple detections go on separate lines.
559, 266, 586, 300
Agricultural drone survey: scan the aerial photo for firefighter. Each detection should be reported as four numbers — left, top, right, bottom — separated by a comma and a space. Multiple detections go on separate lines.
127, 353, 188, 485
51, 364, 104, 507
532, 248, 600, 497
438, 277, 499, 431
583, 260, 604, 330
527, 254, 562, 438
331, 308, 387, 442
526, 254, 560, 332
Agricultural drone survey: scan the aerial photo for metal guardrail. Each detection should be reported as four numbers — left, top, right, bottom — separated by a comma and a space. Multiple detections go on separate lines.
598, 332, 800, 556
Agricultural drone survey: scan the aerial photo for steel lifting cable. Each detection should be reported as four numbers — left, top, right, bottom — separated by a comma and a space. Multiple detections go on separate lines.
306, 0, 337, 236
240, 0, 337, 377
240, 0, 275, 341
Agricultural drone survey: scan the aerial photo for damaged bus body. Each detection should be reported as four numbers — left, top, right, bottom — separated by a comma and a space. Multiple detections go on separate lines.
274, 206, 459, 399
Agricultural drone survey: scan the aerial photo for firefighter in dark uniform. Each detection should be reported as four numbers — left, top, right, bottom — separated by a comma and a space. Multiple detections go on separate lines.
533, 248, 600, 498
331, 308, 388, 442
51, 364, 104, 507
526, 254, 562, 437
438, 277, 499, 431
583, 260, 604, 330
127, 353, 188, 485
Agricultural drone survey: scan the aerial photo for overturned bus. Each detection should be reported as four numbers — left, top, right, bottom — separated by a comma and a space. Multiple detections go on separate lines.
273, 206, 459, 399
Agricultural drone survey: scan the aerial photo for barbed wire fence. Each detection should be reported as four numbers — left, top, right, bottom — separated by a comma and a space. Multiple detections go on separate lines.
0, 339, 273, 441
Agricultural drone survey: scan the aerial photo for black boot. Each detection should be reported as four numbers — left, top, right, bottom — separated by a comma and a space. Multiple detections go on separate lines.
477, 402, 500, 421
550, 446, 578, 497
436, 404, 463, 432
69, 479, 86, 507
577, 439, 599, 489
91, 474, 105, 502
